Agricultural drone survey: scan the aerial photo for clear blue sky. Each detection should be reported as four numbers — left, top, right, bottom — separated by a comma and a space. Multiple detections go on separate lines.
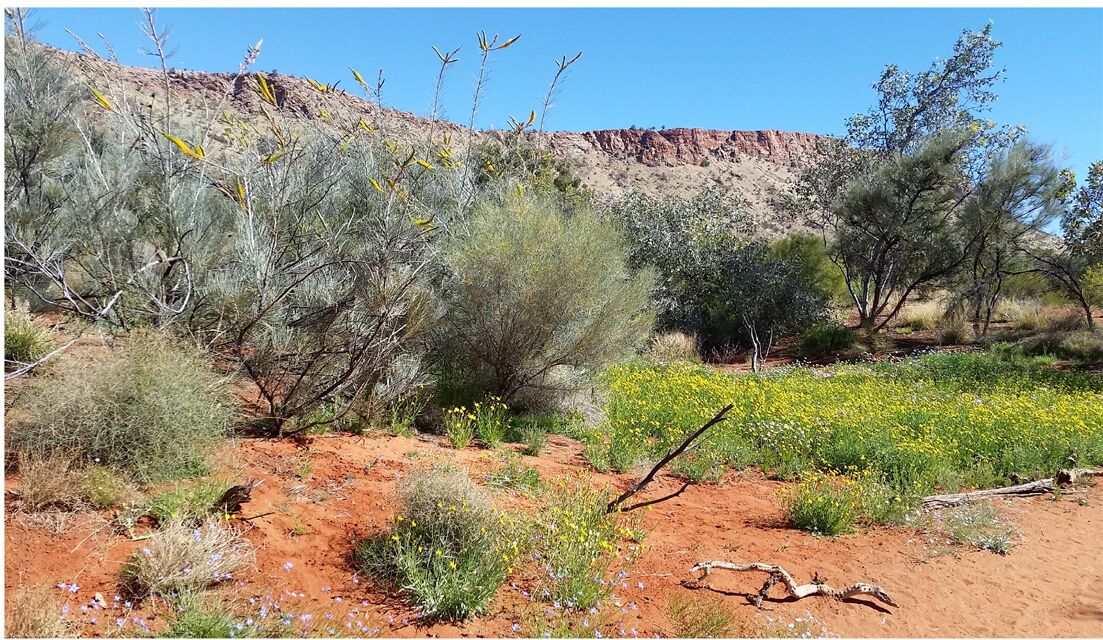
24, 7, 1103, 180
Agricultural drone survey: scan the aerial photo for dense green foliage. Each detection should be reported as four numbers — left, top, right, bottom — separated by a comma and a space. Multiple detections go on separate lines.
354, 467, 518, 621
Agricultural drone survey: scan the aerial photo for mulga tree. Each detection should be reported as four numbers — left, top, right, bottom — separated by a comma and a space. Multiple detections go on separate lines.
1024, 161, 1103, 329
956, 141, 1068, 336
832, 130, 972, 333
785, 24, 1010, 331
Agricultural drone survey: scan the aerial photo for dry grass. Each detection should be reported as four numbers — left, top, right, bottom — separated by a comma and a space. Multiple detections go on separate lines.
8, 332, 233, 483
4, 583, 73, 638
13, 453, 85, 512
646, 331, 700, 363
997, 298, 1047, 331
901, 299, 943, 331
121, 516, 254, 597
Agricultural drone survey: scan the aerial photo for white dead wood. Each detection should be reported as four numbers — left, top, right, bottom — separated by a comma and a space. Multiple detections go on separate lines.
686, 561, 897, 609
922, 468, 1103, 509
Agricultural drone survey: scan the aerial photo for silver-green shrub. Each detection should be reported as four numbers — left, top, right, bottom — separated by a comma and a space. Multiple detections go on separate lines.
437, 195, 654, 400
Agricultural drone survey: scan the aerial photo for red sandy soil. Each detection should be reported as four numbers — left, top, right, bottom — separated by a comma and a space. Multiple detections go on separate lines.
5, 429, 1102, 638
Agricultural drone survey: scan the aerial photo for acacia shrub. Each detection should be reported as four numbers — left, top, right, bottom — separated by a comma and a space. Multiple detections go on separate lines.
437, 195, 654, 401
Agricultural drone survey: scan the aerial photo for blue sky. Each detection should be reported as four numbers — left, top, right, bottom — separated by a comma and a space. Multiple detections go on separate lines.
24, 7, 1103, 180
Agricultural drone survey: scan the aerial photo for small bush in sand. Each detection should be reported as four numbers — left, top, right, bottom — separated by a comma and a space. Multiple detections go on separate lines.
354, 466, 518, 621
4, 313, 51, 367
782, 471, 861, 536
122, 516, 254, 597
13, 453, 85, 512
798, 323, 855, 358
939, 503, 1017, 555
666, 592, 736, 637
8, 333, 233, 483
4, 583, 72, 638
145, 477, 237, 524
484, 452, 542, 493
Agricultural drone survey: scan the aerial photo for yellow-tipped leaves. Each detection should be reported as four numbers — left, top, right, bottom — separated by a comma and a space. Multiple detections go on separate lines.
255, 74, 277, 106
160, 132, 204, 160
87, 86, 113, 111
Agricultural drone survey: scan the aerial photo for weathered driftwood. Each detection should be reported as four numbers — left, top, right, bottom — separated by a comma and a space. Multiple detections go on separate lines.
922, 468, 1102, 509
605, 404, 734, 514
686, 561, 897, 609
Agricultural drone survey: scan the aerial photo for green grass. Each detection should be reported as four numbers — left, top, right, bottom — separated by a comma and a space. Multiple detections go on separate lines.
4, 313, 51, 366
485, 452, 543, 493
145, 477, 235, 523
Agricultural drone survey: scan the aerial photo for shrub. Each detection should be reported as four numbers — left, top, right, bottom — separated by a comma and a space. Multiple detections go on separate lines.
145, 477, 236, 523
4, 583, 72, 638
81, 465, 133, 508
516, 423, 548, 456
938, 503, 1017, 554
536, 478, 627, 610
165, 594, 239, 638
438, 196, 654, 401
354, 466, 518, 621
670, 451, 726, 484
122, 516, 254, 597
1044, 309, 1088, 332
8, 334, 233, 483
4, 313, 51, 366
1057, 330, 1103, 363
767, 233, 849, 304
798, 323, 855, 358
783, 472, 861, 536
646, 332, 700, 363
1014, 330, 1103, 364
387, 395, 427, 437
13, 453, 84, 512
443, 407, 476, 448
473, 397, 509, 448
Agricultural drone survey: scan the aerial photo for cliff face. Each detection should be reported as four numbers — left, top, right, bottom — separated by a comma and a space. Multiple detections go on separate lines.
547, 127, 823, 168
51, 47, 823, 234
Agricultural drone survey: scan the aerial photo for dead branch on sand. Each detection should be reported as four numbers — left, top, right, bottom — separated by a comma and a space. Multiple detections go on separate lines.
922, 468, 1102, 509
685, 561, 897, 609
605, 404, 733, 514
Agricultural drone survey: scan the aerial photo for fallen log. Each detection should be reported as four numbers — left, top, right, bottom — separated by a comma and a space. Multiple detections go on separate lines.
686, 561, 896, 609
922, 468, 1102, 509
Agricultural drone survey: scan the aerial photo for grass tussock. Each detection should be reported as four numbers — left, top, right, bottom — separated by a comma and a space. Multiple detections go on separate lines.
646, 331, 700, 364
7, 333, 234, 483
4, 313, 52, 367
4, 583, 72, 638
122, 516, 254, 597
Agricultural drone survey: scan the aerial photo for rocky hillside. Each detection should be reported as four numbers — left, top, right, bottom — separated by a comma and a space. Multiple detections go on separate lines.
57, 48, 827, 233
